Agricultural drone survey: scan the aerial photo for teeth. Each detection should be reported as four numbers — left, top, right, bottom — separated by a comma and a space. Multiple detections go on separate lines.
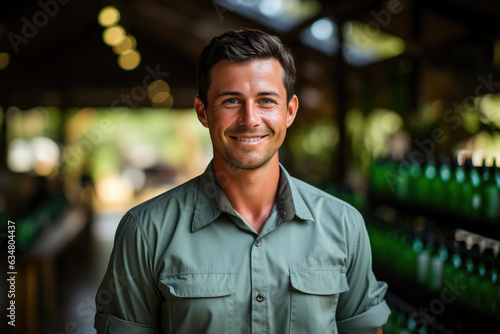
236, 137, 263, 142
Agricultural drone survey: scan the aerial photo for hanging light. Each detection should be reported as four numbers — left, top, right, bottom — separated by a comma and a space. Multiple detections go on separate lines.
113, 35, 137, 55
102, 25, 126, 46
98, 6, 121, 27
118, 49, 141, 70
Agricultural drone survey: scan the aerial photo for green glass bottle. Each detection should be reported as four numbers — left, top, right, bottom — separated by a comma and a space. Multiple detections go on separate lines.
479, 247, 497, 315
395, 309, 409, 334
429, 236, 448, 292
409, 160, 423, 206
417, 233, 435, 287
412, 231, 425, 284
443, 240, 468, 305
461, 158, 475, 218
466, 243, 482, 309
415, 157, 437, 208
431, 155, 451, 210
482, 159, 500, 222
493, 253, 500, 321
405, 313, 419, 334
400, 230, 418, 281
447, 156, 465, 215
466, 159, 482, 220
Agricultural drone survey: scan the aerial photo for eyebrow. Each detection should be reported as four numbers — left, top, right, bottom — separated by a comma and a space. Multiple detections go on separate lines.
214, 90, 282, 100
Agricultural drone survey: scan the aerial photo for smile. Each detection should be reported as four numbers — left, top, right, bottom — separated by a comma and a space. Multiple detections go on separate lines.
235, 136, 264, 142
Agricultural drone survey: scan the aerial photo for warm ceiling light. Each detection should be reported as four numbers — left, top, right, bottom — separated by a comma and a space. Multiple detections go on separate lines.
147, 80, 170, 98
98, 6, 121, 27
0, 52, 10, 70
118, 49, 141, 70
151, 91, 170, 104
113, 35, 136, 55
102, 25, 126, 46
152, 94, 174, 109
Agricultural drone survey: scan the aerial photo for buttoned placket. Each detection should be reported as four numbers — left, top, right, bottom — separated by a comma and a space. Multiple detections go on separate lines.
249, 207, 287, 334
250, 232, 268, 333
206, 163, 303, 333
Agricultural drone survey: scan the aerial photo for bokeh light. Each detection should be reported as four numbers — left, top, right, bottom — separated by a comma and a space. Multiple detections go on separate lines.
0, 52, 10, 70
32, 137, 60, 176
98, 6, 121, 27
7, 136, 60, 175
113, 35, 136, 55
8, 139, 33, 173
311, 18, 335, 41
95, 176, 134, 204
148, 80, 171, 104
479, 93, 500, 127
258, 0, 283, 17
118, 49, 141, 70
102, 25, 126, 46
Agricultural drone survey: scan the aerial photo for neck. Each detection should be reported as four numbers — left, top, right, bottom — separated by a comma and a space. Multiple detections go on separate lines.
212, 155, 280, 233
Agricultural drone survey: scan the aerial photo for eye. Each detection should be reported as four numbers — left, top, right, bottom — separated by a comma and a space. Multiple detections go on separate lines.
223, 98, 238, 105
260, 98, 275, 104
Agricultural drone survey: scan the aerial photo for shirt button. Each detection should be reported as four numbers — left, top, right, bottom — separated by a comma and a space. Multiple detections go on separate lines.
256, 293, 265, 302
255, 239, 261, 247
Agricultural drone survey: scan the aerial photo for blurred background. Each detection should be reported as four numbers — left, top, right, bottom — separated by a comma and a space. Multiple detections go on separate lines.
1, 0, 500, 333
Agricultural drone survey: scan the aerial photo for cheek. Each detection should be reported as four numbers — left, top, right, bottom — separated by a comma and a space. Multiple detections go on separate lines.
262, 108, 287, 122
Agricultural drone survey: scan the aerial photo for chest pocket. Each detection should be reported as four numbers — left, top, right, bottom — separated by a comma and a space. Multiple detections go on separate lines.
160, 272, 234, 333
289, 269, 349, 333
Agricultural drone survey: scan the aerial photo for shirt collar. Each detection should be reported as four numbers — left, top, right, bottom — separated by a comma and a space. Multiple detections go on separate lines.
192, 161, 314, 232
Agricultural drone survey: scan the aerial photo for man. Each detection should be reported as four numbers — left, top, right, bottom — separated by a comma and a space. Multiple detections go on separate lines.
95, 28, 390, 333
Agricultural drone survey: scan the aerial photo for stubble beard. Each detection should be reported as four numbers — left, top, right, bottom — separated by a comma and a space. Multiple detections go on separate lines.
218, 145, 279, 170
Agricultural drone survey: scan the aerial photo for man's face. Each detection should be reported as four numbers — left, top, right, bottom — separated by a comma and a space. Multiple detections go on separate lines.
195, 58, 298, 170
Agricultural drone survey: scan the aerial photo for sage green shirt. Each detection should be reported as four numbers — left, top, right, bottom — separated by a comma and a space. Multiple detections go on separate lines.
95, 163, 390, 334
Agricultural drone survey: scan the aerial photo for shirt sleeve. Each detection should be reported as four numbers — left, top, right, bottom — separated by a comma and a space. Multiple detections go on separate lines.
94, 212, 161, 333
336, 211, 391, 334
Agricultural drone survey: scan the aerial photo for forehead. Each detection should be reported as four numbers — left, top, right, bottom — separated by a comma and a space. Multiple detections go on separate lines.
208, 58, 285, 92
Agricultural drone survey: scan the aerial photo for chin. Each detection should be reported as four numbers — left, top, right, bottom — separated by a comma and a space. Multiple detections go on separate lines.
228, 156, 274, 170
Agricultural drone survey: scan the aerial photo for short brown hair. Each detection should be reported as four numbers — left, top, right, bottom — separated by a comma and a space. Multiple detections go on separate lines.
196, 28, 296, 107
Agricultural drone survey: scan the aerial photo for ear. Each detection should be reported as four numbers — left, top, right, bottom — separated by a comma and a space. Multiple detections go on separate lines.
286, 94, 299, 128
194, 96, 209, 128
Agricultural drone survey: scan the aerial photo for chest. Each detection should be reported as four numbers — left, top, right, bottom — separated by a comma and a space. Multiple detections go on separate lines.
153, 216, 349, 333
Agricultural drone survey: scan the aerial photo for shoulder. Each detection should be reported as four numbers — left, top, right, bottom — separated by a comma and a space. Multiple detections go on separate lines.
291, 176, 364, 223
129, 176, 200, 218
118, 176, 201, 244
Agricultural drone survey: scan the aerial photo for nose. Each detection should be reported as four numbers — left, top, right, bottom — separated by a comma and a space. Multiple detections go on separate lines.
240, 100, 260, 128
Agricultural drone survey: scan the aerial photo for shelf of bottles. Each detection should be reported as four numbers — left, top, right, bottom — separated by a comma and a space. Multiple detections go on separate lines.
369, 154, 500, 239
366, 152, 500, 332
367, 209, 500, 326
384, 290, 455, 334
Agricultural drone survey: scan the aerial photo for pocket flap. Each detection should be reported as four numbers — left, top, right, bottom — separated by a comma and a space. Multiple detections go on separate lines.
290, 269, 349, 295
161, 272, 234, 298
